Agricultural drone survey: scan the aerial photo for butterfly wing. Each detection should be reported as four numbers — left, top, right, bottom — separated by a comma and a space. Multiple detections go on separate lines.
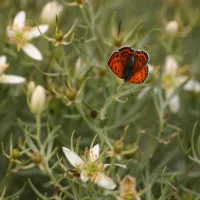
108, 47, 134, 79
108, 51, 124, 79
133, 50, 149, 73
128, 65, 148, 83
118, 46, 135, 55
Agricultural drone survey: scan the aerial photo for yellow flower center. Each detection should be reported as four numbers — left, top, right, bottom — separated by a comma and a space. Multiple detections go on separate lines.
163, 74, 178, 91
9, 26, 32, 51
81, 162, 103, 178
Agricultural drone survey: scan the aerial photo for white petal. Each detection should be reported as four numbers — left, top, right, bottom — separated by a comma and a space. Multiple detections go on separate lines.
94, 173, 116, 190
89, 144, 100, 162
169, 95, 180, 113
22, 43, 42, 61
0, 75, 25, 84
104, 164, 127, 169
183, 80, 200, 93
0, 55, 7, 66
80, 173, 89, 182
13, 11, 26, 28
148, 64, 154, 73
177, 76, 188, 84
41, 1, 63, 24
26, 25, 49, 40
165, 56, 178, 75
62, 147, 85, 167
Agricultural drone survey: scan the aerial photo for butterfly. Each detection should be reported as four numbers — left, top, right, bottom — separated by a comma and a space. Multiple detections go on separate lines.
108, 46, 150, 83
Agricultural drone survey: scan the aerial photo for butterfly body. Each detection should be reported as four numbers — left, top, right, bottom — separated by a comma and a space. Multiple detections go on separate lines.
108, 46, 150, 84
123, 55, 135, 83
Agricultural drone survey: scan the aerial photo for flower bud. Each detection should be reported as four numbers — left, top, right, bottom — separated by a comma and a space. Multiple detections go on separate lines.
66, 88, 77, 101
113, 139, 124, 153
30, 85, 46, 114
54, 29, 64, 43
31, 151, 42, 164
74, 58, 87, 81
165, 20, 179, 36
112, 36, 123, 48
28, 81, 35, 95
41, 1, 63, 24
12, 149, 20, 159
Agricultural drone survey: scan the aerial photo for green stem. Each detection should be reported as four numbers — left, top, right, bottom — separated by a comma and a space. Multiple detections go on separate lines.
0, 161, 13, 192
80, 7, 104, 59
35, 114, 42, 148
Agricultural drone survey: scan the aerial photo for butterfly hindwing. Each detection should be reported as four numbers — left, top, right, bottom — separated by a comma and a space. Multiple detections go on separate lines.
128, 65, 149, 83
133, 50, 149, 72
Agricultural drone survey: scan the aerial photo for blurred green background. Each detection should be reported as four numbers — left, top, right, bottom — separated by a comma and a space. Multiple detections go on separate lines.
1, 0, 200, 199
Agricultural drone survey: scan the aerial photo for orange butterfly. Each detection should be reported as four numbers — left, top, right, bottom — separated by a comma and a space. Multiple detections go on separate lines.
108, 46, 149, 83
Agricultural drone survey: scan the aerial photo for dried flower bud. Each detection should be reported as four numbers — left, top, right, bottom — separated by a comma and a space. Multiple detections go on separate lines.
30, 85, 46, 114
76, 0, 84, 6
165, 20, 179, 36
119, 176, 141, 200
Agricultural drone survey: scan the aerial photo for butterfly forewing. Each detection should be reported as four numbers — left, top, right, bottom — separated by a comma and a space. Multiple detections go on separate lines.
118, 46, 135, 55
108, 47, 134, 79
108, 51, 124, 79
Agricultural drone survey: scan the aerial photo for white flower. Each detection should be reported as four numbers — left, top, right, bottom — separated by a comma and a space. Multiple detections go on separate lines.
41, 1, 63, 24
30, 85, 46, 114
62, 144, 117, 190
165, 20, 179, 36
0, 55, 25, 84
7, 11, 49, 61
163, 56, 200, 113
